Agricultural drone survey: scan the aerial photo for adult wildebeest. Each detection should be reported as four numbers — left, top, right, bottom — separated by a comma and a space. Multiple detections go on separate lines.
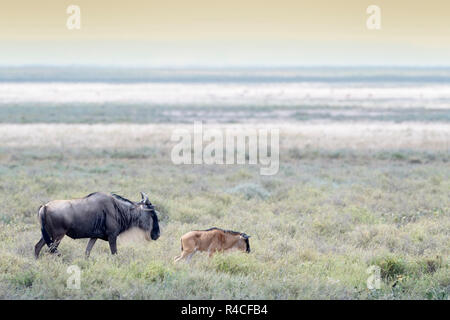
174, 227, 250, 262
34, 192, 160, 258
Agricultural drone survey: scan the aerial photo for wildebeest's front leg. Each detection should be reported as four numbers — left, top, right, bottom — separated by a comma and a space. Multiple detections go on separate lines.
108, 236, 118, 255
85, 238, 97, 258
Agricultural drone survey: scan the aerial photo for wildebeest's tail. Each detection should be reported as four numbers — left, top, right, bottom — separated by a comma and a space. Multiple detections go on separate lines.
38, 205, 52, 246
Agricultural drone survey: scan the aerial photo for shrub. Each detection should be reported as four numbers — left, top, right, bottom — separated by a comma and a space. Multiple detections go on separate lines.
11, 270, 36, 288
142, 262, 172, 282
210, 253, 256, 275
371, 256, 406, 281
425, 288, 448, 300
226, 183, 270, 200
420, 256, 443, 274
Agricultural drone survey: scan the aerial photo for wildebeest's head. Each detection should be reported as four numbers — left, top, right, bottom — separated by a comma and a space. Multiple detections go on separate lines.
238, 233, 251, 253
137, 192, 160, 241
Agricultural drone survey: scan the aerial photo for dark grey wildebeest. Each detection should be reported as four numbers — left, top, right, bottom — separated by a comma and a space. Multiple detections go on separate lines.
34, 192, 160, 258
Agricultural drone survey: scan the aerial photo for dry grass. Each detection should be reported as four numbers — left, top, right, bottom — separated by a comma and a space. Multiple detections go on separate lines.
0, 122, 448, 299
0, 123, 448, 151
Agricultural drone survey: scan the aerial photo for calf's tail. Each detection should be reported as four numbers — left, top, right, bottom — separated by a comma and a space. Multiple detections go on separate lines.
38, 205, 52, 246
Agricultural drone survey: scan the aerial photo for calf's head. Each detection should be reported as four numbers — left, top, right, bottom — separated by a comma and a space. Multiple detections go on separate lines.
236, 233, 251, 253
137, 192, 160, 241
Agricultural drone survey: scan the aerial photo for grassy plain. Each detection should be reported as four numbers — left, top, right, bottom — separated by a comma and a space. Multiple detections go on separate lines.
0, 118, 448, 299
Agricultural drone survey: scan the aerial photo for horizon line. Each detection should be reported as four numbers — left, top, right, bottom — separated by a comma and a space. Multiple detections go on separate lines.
2, 64, 450, 69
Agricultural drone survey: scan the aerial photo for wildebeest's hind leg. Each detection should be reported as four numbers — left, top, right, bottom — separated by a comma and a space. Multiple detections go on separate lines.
34, 238, 46, 259
85, 238, 97, 258
49, 234, 65, 256
108, 236, 118, 255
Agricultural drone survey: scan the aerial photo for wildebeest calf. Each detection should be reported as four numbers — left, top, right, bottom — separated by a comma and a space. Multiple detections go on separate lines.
174, 227, 250, 262
34, 192, 160, 258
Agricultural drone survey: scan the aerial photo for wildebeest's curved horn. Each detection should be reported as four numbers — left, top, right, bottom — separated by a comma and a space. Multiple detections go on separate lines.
140, 192, 149, 203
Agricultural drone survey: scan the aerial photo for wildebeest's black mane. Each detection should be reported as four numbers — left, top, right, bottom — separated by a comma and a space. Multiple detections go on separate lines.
200, 227, 245, 236
84, 192, 100, 198
84, 192, 137, 208
110, 193, 136, 206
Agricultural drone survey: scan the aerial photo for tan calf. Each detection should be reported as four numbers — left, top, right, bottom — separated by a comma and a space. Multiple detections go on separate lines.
174, 227, 251, 262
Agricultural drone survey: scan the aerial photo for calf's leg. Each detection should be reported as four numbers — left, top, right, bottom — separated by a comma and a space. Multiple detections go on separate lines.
174, 249, 196, 262
186, 251, 196, 262
174, 237, 197, 262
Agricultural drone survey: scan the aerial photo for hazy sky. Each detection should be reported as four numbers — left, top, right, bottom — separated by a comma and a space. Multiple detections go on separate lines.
1, 0, 449, 66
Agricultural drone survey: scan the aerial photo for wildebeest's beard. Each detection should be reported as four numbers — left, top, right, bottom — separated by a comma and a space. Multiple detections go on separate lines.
137, 204, 160, 241
149, 209, 160, 240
